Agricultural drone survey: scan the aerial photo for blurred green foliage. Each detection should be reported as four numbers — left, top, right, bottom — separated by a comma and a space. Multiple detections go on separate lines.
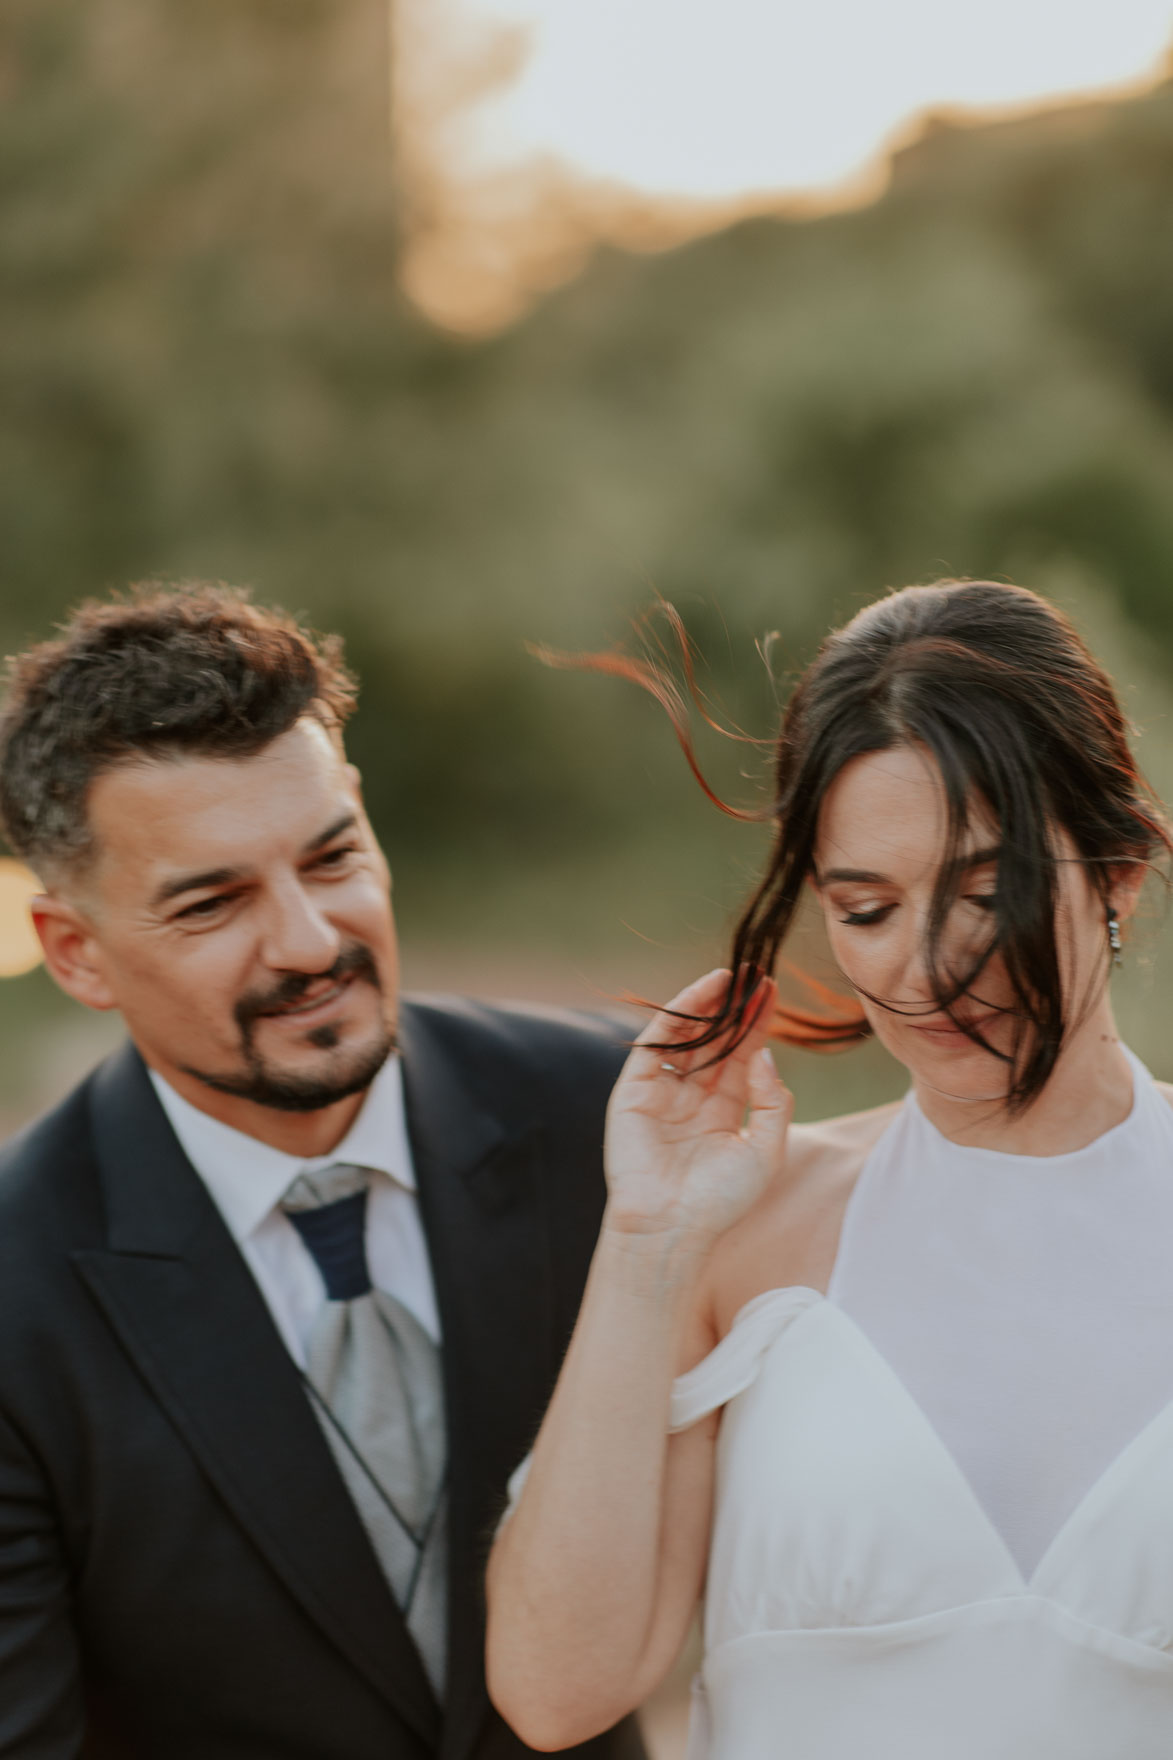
2, 0, 1173, 1116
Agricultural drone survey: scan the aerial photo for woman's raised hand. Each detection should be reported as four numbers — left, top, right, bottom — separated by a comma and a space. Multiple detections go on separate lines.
604, 968, 793, 1252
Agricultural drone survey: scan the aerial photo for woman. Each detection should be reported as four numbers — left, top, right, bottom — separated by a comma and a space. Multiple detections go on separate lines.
485, 580, 1173, 1759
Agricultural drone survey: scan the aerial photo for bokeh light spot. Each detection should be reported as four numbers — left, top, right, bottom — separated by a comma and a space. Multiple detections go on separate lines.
0, 860, 44, 978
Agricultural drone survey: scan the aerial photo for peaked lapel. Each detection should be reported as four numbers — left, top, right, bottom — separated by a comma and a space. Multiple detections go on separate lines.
398, 1004, 557, 1760
71, 1043, 442, 1750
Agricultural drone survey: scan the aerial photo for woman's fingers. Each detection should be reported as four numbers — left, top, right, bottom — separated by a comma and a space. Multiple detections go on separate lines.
627, 967, 776, 1077
612, 970, 781, 1166
666, 972, 778, 1105
605, 971, 790, 1242
629, 969, 730, 1057
744, 1046, 793, 1163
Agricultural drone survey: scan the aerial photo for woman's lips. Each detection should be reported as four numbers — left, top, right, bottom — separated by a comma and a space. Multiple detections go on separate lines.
907, 1011, 999, 1042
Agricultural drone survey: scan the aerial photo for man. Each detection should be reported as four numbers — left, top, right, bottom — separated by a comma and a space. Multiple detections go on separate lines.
0, 584, 645, 1760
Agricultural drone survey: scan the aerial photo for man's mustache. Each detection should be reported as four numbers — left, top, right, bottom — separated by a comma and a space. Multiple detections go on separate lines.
234, 943, 382, 1033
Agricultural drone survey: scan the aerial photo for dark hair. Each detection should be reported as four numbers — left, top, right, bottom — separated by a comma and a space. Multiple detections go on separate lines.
0, 581, 358, 882
555, 581, 1173, 1110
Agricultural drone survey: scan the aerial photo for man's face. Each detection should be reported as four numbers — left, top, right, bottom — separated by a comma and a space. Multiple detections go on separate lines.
63, 719, 398, 1129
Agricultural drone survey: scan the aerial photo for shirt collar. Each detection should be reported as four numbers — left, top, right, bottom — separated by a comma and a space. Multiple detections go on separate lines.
148, 1054, 416, 1246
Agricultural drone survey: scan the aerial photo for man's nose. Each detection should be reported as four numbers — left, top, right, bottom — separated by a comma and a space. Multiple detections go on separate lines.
259, 879, 341, 972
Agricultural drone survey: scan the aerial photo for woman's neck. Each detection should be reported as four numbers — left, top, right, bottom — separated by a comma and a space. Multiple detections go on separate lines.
911, 1003, 1134, 1156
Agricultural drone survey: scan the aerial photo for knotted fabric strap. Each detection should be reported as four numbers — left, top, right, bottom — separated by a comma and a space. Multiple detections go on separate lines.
281, 1163, 448, 1695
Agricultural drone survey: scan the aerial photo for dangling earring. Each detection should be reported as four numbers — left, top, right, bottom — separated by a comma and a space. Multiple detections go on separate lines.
1107, 909, 1123, 967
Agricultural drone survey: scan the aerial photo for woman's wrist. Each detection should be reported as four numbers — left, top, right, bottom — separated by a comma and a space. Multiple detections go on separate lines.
596, 1211, 713, 1300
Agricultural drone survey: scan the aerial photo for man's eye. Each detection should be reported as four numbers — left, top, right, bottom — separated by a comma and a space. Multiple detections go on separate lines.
175, 896, 228, 921
313, 845, 358, 870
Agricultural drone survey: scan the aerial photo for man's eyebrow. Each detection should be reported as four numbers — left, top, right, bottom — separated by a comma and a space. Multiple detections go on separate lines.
150, 814, 360, 911
302, 812, 358, 856
816, 844, 1003, 887
150, 866, 244, 910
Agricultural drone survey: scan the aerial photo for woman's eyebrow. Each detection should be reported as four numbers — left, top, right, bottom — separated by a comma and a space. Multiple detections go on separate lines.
816, 865, 889, 885
947, 843, 1003, 877
815, 844, 1003, 887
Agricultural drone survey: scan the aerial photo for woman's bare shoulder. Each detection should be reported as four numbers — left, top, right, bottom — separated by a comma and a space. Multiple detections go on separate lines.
785, 1098, 905, 1181
702, 1097, 903, 1337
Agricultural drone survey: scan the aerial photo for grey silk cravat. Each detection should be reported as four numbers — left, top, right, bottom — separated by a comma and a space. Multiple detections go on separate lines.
281, 1163, 448, 1695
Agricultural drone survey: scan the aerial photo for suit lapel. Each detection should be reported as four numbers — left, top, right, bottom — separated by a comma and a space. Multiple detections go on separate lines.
398, 1005, 556, 1760
71, 1043, 442, 1749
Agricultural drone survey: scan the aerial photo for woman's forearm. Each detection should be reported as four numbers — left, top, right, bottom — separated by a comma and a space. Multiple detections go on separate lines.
487, 972, 790, 1747
486, 1218, 711, 1747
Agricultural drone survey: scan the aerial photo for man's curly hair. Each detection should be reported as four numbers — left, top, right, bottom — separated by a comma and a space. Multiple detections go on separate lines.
0, 582, 358, 884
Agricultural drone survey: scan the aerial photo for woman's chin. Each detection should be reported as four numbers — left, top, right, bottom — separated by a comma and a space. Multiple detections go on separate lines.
887, 1030, 1013, 1101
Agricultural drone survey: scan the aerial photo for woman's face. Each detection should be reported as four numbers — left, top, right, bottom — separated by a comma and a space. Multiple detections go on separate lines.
813, 744, 1110, 1100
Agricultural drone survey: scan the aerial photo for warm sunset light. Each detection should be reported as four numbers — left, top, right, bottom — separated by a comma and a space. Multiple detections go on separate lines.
0, 859, 42, 979
394, 0, 1173, 330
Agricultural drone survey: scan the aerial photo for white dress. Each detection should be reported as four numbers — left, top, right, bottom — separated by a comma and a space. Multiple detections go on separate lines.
670, 1050, 1173, 1758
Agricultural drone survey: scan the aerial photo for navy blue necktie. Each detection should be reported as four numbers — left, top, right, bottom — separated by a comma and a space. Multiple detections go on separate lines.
284, 1187, 372, 1301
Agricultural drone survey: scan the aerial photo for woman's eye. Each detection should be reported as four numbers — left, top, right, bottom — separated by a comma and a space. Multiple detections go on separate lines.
839, 904, 893, 927
967, 893, 998, 913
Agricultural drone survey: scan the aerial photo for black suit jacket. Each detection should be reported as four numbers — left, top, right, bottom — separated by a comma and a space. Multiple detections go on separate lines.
0, 997, 647, 1760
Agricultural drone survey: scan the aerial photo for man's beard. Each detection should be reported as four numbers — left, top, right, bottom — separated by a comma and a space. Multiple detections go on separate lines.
180, 942, 395, 1113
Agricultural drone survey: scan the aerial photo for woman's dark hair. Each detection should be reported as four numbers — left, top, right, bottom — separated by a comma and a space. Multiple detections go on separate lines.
548, 581, 1173, 1110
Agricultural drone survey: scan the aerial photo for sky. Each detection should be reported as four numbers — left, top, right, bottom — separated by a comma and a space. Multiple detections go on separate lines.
459, 0, 1173, 198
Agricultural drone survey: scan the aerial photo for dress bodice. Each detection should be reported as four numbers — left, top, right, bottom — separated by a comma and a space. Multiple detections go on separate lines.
670, 1055, 1173, 1758
828, 1047, 1173, 1575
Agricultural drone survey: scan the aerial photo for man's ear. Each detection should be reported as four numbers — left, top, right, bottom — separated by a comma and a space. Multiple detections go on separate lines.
31, 895, 119, 1011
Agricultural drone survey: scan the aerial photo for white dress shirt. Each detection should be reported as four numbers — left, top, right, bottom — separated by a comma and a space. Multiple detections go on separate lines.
149, 1056, 441, 1366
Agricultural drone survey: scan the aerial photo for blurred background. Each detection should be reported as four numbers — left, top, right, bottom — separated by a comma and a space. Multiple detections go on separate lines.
4, 5, 1173, 1738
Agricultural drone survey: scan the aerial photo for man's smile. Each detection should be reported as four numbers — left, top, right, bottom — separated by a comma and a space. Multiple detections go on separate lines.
257, 973, 358, 1025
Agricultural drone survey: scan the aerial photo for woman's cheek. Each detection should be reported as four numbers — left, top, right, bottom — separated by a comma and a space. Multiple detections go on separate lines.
829, 927, 890, 998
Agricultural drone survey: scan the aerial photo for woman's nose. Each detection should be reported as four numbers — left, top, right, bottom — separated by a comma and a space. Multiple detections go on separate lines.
886, 912, 943, 1006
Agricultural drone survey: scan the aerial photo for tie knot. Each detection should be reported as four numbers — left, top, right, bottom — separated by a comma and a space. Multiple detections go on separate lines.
281, 1163, 373, 1302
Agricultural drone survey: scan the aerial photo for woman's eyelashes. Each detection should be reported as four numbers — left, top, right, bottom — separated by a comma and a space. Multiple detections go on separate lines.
839, 903, 894, 926
835, 891, 998, 928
